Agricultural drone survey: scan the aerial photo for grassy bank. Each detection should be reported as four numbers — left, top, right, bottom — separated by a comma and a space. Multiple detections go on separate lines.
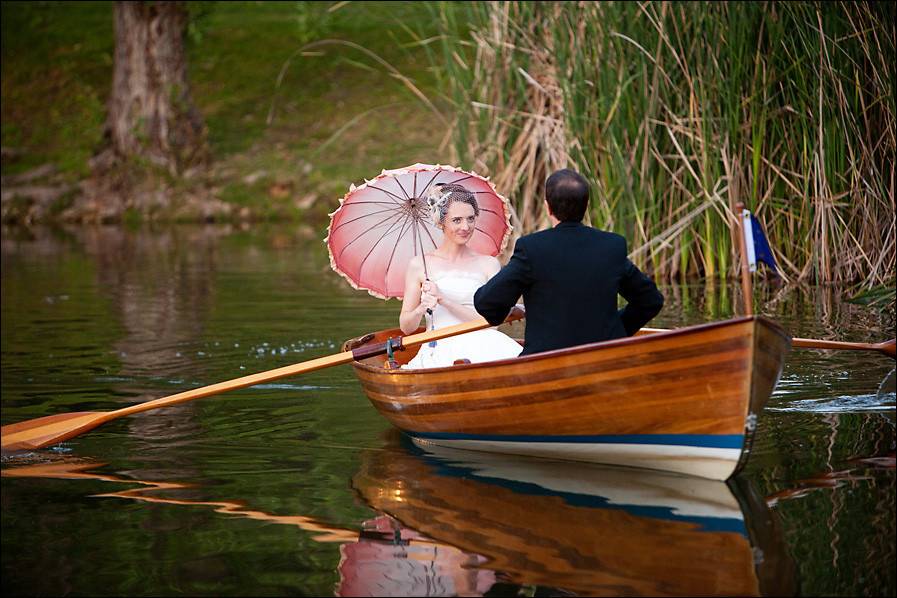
1, 1, 451, 221
426, 1, 895, 288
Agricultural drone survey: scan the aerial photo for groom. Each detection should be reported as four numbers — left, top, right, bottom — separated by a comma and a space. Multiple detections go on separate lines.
474, 169, 664, 356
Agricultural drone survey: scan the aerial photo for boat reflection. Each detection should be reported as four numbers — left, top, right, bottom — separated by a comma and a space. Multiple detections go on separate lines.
350, 435, 797, 596
335, 514, 495, 597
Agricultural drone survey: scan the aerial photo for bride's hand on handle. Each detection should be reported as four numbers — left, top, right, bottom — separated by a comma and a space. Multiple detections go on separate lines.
419, 289, 438, 312
421, 280, 441, 300
419, 280, 441, 315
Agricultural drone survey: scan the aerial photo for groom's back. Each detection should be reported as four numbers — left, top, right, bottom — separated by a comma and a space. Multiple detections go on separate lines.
516, 222, 631, 354
474, 221, 663, 356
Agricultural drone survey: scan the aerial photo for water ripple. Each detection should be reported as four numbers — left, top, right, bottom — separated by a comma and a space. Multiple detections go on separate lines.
768, 393, 896, 413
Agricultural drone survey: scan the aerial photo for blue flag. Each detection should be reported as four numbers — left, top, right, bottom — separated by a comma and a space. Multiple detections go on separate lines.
741, 210, 778, 274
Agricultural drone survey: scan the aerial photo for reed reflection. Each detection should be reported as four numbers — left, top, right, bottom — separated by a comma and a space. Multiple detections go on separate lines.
657, 279, 894, 344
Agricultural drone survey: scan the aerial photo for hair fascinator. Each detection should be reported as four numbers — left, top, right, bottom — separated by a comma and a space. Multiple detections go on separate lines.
426, 184, 452, 225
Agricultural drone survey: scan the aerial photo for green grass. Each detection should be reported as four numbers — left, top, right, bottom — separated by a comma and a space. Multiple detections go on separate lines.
1, 1, 451, 220
1, 1, 111, 177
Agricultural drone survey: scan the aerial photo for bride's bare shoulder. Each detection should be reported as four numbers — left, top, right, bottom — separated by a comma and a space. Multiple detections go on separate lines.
405, 255, 426, 277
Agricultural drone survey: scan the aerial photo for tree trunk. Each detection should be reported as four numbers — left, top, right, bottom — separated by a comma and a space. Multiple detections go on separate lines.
104, 1, 207, 175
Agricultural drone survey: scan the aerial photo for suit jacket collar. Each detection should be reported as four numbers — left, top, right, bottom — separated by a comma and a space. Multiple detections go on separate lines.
555, 221, 584, 229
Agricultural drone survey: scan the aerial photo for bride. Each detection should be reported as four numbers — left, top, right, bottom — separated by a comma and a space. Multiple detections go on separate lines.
399, 183, 523, 369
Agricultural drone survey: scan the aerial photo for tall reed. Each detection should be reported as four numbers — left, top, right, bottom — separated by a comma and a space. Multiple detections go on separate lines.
423, 1, 895, 287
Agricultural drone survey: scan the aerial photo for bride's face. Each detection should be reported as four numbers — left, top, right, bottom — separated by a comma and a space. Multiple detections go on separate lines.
440, 201, 477, 245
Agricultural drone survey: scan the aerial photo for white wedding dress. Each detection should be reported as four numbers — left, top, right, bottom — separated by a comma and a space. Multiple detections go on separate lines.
403, 269, 522, 369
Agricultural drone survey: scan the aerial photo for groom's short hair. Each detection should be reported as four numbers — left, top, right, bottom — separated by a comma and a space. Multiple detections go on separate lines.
545, 169, 589, 222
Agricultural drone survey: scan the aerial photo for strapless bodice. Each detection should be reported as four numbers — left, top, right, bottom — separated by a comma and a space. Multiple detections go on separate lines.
428, 270, 488, 327
404, 269, 522, 369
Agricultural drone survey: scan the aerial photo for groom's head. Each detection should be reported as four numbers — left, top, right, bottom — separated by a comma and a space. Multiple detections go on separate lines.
545, 169, 589, 222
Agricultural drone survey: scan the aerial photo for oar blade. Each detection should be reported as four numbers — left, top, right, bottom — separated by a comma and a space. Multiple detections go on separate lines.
878, 339, 896, 359
1, 412, 108, 452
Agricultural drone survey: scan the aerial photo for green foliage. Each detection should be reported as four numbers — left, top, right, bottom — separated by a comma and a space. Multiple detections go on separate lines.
122, 206, 142, 229
187, 1, 450, 211
186, 0, 217, 46
293, 0, 332, 47
47, 186, 79, 217
1, 1, 111, 178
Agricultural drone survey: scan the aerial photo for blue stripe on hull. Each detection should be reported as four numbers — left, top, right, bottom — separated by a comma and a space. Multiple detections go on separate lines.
407, 432, 745, 449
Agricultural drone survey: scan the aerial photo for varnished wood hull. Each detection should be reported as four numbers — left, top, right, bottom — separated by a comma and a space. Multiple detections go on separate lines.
351, 439, 796, 596
345, 316, 791, 479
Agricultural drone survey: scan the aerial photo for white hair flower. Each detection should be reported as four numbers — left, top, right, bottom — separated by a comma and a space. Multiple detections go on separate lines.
426, 185, 452, 226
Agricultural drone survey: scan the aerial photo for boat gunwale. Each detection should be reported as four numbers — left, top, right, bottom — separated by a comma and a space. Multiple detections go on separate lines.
349, 315, 791, 376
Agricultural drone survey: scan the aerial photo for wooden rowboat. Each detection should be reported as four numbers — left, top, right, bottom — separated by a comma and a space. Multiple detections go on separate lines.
351, 436, 797, 596
343, 316, 791, 480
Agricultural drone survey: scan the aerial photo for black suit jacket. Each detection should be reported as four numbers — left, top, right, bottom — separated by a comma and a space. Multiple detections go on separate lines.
474, 221, 664, 355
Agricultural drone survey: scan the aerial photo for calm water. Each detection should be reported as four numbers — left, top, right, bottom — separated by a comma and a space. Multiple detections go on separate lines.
2, 224, 894, 597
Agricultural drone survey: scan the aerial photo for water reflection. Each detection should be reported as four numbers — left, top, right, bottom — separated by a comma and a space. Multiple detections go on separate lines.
746, 409, 895, 596
1, 457, 358, 542
0, 454, 496, 597
2, 224, 894, 596
79, 226, 221, 378
659, 277, 894, 345
350, 435, 797, 596
3, 435, 800, 597
766, 451, 896, 507
80, 226, 230, 448
2, 413, 891, 597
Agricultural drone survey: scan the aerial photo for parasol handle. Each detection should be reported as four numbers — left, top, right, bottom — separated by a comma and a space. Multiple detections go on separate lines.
424, 277, 436, 347
420, 255, 437, 347
421, 254, 433, 314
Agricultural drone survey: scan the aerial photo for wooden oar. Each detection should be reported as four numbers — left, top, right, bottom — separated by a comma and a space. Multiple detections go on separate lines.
636, 327, 895, 358
789, 336, 895, 357
1, 308, 525, 452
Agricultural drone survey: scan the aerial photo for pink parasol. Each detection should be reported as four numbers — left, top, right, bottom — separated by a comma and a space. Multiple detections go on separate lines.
326, 163, 512, 299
